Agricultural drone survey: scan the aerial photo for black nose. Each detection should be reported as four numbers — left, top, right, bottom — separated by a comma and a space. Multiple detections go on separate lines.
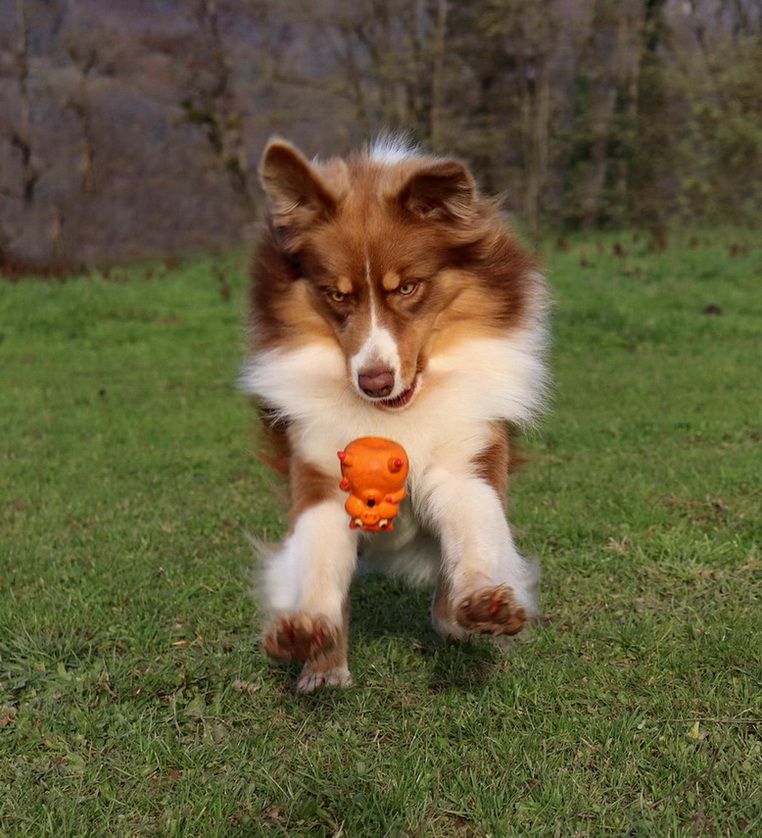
366, 498, 376, 507
358, 368, 394, 398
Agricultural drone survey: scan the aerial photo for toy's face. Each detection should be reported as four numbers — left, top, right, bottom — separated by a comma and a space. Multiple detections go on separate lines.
338, 438, 409, 531
345, 492, 401, 530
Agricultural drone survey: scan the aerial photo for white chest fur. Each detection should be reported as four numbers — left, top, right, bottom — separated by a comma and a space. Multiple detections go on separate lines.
240, 330, 547, 490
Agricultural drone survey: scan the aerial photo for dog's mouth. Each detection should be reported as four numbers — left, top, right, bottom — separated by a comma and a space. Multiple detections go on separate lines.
378, 375, 420, 411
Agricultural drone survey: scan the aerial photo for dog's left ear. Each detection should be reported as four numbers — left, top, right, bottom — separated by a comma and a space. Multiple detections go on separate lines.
259, 139, 336, 246
397, 159, 476, 223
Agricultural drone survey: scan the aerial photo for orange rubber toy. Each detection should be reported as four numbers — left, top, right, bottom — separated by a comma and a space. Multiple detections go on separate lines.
337, 437, 409, 532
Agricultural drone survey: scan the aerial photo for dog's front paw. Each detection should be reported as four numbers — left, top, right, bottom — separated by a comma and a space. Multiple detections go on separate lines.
262, 613, 338, 662
455, 585, 527, 637
296, 662, 352, 694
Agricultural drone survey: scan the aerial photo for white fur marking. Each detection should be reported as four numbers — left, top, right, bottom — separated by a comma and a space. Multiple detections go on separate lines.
241, 326, 549, 478
262, 499, 358, 625
349, 257, 403, 399
297, 665, 352, 693
368, 133, 420, 164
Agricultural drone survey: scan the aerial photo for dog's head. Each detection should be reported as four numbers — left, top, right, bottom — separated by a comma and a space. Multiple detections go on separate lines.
251, 138, 536, 411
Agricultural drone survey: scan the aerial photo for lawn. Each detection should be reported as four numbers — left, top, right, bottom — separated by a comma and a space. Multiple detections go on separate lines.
1, 232, 760, 836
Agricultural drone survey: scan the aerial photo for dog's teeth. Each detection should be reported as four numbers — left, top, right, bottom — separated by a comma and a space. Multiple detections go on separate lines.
379, 519, 388, 529
354, 518, 362, 527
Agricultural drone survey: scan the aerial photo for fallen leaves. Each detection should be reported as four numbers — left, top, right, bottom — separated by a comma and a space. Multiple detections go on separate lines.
605, 538, 631, 554
0, 706, 17, 727
660, 494, 729, 523
231, 679, 261, 697
686, 721, 709, 741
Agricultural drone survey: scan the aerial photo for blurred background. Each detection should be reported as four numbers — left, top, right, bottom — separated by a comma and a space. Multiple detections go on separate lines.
0, 0, 760, 273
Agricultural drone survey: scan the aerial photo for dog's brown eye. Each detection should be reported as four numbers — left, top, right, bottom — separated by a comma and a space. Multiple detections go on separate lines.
329, 289, 347, 303
398, 281, 418, 296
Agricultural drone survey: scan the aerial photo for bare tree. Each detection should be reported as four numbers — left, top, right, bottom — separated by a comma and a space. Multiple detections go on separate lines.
478, 0, 556, 243
10, 0, 39, 204
565, 0, 645, 228
1, 0, 44, 272
429, 0, 448, 151
2, 0, 760, 272
179, 0, 258, 215
63, 3, 98, 196
629, 0, 671, 246
313, 0, 453, 146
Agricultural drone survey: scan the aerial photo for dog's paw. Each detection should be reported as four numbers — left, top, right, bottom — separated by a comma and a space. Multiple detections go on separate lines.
455, 585, 527, 637
296, 663, 352, 694
262, 614, 338, 663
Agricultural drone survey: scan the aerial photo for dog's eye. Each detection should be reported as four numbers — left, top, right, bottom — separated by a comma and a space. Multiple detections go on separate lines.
329, 289, 348, 303
398, 281, 418, 296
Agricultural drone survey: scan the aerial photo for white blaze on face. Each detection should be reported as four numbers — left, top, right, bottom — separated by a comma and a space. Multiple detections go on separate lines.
349, 257, 402, 399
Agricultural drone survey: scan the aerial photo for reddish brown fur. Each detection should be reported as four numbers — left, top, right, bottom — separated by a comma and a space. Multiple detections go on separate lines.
262, 613, 339, 662
297, 598, 350, 683
250, 142, 538, 352
254, 405, 290, 479
472, 422, 510, 502
455, 585, 527, 636
288, 457, 339, 525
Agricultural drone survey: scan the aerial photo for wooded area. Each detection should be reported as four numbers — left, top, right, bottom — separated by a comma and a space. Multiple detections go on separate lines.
0, 0, 760, 271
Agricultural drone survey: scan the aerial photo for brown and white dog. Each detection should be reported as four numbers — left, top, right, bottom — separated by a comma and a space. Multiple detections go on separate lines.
240, 136, 549, 693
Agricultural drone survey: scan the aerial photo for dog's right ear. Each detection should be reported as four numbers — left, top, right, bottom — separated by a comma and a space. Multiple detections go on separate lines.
259, 140, 336, 247
397, 159, 476, 224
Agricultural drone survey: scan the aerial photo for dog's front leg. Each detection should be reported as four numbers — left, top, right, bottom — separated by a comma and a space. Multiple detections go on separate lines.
262, 495, 357, 691
422, 466, 539, 638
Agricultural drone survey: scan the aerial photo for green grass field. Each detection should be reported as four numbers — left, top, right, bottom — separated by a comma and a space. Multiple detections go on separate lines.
1, 232, 760, 836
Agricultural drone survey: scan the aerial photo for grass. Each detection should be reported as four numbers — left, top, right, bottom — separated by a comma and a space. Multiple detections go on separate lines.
0, 231, 760, 836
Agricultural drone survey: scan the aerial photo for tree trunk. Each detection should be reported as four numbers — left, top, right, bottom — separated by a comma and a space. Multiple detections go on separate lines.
429, 0, 448, 152
13, 0, 38, 203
